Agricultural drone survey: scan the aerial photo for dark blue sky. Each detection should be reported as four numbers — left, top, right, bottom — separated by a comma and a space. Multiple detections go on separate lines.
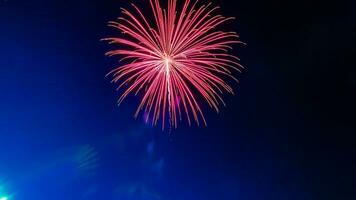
0, 0, 355, 199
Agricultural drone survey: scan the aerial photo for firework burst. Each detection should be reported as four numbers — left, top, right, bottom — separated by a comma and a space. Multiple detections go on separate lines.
104, 0, 244, 129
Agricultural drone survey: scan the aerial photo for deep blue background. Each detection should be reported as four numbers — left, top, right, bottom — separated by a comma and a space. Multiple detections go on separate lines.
0, 0, 355, 199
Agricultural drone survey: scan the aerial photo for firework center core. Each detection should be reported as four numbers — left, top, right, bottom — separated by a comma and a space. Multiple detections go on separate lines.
163, 55, 173, 76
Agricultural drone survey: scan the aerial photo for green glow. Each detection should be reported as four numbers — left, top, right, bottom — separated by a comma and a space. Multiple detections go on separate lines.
0, 197, 8, 200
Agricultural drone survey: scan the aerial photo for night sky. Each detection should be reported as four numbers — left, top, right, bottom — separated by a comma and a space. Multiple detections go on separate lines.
0, 0, 355, 199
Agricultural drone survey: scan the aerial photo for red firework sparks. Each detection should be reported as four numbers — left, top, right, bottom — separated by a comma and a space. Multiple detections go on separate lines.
104, 0, 244, 129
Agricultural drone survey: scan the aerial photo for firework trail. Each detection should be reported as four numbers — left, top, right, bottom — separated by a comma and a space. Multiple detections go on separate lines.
104, 0, 244, 129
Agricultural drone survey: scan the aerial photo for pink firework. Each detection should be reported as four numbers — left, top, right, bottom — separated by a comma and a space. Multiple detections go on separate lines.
104, 0, 244, 129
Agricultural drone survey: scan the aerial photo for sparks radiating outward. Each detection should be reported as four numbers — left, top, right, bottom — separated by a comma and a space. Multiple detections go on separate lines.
104, 0, 244, 129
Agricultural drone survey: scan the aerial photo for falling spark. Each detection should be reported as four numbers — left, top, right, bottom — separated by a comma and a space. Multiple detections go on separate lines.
104, 0, 244, 129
